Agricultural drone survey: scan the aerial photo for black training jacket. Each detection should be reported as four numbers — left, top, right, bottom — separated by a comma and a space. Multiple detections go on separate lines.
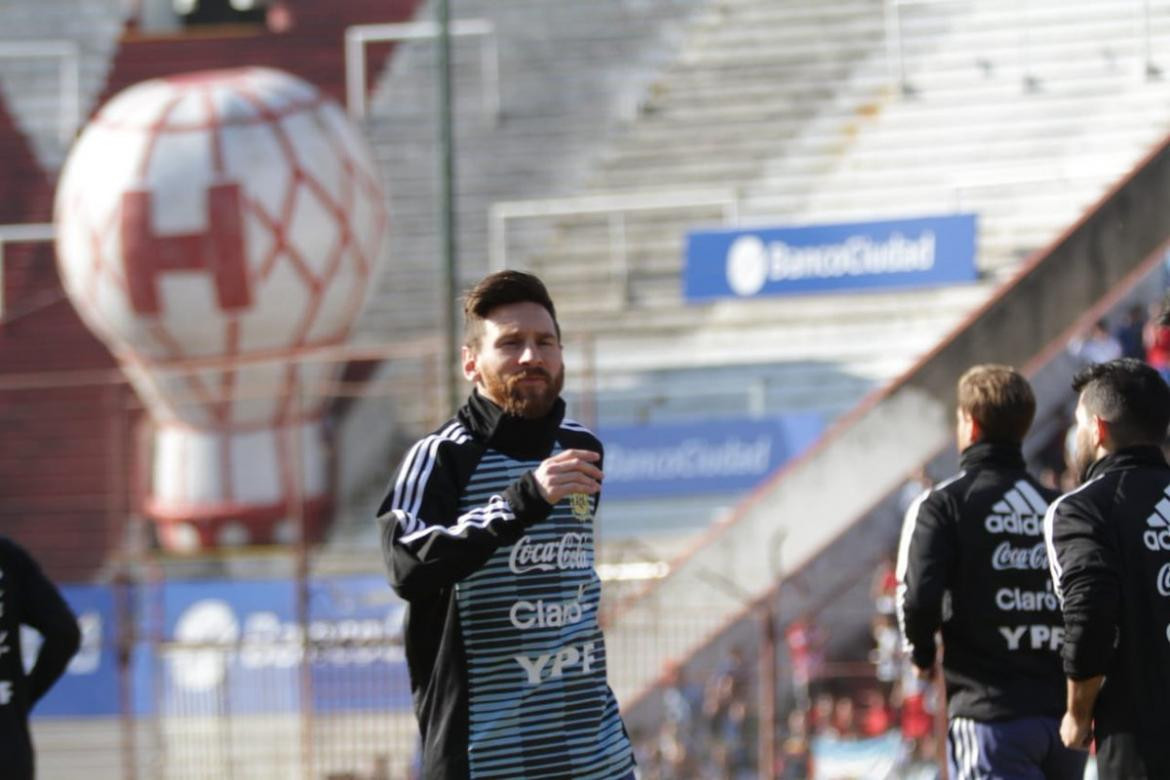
377, 390, 634, 780
896, 441, 1066, 722
1044, 446, 1170, 779
0, 536, 81, 780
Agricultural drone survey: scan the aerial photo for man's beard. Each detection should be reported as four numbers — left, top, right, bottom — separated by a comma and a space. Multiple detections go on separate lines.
482, 365, 564, 419
1070, 423, 1097, 485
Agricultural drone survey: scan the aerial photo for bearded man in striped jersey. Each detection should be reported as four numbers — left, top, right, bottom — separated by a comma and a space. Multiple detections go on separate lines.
897, 365, 1086, 780
378, 270, 635, 780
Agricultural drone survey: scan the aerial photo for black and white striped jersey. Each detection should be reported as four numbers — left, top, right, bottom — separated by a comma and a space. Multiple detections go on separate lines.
378, 390, 634, 780
1044, 446, 1170, 778
896, 441, 1065, 722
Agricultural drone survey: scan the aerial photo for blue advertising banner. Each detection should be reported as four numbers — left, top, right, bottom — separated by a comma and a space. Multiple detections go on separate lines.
145, 575, 410, 716
32, 574, 409, 719
26, 584, 121, 717
684, 214, 977, 301
308, 574, 410, 714
599, 414, 824, 500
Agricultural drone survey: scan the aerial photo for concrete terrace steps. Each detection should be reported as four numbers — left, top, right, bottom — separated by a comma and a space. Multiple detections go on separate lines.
574, 320, 959, 376
685, 0, 883, 25
0, 0, 127, 171
557, 307, 988, 361
620, 87, 1163, 149
553, 279, 998, 334
353, 0, 708, 390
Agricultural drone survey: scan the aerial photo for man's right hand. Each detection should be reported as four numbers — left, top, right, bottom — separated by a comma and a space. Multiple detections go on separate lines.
1060, 711, 1093, 751
532, 449, 602, 505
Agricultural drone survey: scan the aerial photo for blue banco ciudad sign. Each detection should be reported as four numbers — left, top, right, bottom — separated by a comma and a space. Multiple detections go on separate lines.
684, 213, 978, 301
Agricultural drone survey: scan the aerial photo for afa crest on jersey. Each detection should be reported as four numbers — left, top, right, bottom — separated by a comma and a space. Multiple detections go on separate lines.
569, 493, 592, 522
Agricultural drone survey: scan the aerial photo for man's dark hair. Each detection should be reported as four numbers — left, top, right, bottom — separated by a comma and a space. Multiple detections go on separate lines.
957, 364, 1036, 444
463, 270, 560, 348
1073, 358, 1170, 447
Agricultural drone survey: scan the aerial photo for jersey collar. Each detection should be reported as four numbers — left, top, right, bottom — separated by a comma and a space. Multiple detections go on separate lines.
1085, 445, 1170, 481
959, 440, 1026, 472
459, 389, 566, 460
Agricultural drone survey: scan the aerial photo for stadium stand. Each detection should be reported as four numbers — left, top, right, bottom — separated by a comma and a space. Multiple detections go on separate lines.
333, 0, 1170, 568
346, 0, 1170, 533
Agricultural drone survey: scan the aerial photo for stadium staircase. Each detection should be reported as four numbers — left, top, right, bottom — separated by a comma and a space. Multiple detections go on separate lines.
0, 0, 127, 171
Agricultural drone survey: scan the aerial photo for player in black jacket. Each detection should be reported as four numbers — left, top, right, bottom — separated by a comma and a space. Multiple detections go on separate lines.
1044, 358, 1170, 778
897, 365, 1086, 779
0, 536, 81, 780
378, 271, 635, 780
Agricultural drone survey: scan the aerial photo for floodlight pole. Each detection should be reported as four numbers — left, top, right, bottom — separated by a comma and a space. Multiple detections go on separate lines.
437, 0, 460, 415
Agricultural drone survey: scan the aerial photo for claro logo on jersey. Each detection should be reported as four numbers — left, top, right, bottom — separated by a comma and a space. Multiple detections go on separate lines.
510, 586, 589, 630
996, 586, 1060, 612
509, 533, 592, 574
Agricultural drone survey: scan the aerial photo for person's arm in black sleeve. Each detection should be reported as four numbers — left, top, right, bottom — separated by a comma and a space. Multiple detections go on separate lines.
1044, 494, 1118, 681
11, 544, 81, 706
1044, 492, 1115, 748
377, 435, 553, 601
896, 489, 957, 673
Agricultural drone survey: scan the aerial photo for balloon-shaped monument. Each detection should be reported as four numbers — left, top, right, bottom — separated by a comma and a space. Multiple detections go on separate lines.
54, 67, 389, 552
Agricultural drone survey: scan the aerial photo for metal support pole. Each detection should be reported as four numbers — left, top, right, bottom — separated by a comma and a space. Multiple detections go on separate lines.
1021, 0, 1039, 92
481, 32, 500, 123
1140, 0, 1160, 78
608, 211, 629, 304
292, 383, 314, 778
759, 608, 777, 780
437, 0, 461, 416
885, 0, 907, 95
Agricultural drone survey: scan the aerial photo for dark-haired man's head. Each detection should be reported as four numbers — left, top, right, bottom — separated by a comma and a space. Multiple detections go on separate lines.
1070, 358, 1170, 480
461, 271, 564, 419
955, 365, 1036, 451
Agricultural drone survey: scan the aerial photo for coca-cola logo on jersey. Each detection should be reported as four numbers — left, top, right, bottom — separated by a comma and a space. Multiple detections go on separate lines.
991, 541, 1048, 571
509, 533, 592, 575
1158, 563, 1170, 597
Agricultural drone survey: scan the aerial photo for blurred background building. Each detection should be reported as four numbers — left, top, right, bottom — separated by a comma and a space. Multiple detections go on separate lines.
4, 0, 1170, 776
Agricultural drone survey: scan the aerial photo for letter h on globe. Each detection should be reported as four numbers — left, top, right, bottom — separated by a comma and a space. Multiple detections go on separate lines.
121, 183, 251, 315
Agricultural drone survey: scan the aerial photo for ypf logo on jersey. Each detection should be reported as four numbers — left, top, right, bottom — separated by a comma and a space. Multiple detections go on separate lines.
569, 493, 592, 522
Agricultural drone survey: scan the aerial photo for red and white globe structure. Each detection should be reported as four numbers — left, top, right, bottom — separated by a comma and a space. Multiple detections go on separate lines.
54, 67, 388, 552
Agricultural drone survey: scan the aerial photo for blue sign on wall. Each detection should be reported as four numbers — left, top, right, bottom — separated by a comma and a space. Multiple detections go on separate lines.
684, 214, 977, 301
599, 415, 824, 500
31, 574, 410, 719
26, 585, 120, 717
